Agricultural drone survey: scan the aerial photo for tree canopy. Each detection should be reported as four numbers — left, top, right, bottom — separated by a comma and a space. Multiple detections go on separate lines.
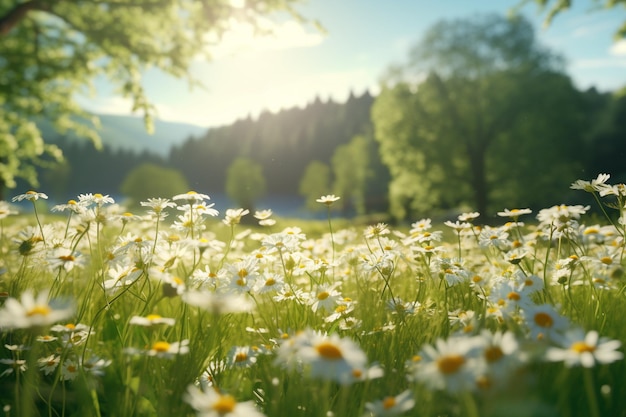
373, 14, 587, 220
0, 0, 306, 198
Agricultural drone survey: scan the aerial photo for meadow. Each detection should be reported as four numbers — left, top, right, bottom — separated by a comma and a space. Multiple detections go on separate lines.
0, 174, 625, 417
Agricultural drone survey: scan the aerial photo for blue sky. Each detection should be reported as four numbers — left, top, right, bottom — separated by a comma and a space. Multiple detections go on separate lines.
80, 0, 626, 128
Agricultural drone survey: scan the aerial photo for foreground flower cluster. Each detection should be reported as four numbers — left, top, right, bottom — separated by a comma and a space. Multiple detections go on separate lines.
0, 177, 625, 417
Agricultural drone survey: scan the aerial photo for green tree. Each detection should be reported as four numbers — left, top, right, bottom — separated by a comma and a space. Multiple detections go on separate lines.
372, 14, 586, 220
120, 162, 189, 208
0, 0, 306, 199
299, 160, 331, 211
225, 157, 266, 210
332, 135, 370, 215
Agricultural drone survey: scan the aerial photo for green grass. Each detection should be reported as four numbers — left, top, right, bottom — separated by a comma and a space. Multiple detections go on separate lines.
0, 184, 625, 417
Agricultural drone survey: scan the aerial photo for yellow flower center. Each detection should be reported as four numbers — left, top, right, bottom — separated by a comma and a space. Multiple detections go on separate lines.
436, 354, 465, 374
600, 256, 613, 265
265, 278, 276, 286
534, 312, 553, 328
65, 323, 76, 330
146, 314, 162, 321
335, 305, 347, 313
507, 292, 521, 301
571, 341, 595, 354
26, 305, 51, 317
352, 369, 363, 378
152, 341, 171, 352
238, 269, 248, 278
317, 291, 329, 300
58, 255, 76, 262
316, 342, 343, 360
213, 395, 236, 414
234, 352, 248, 363
484, 346, 504, 363
383, 397, 396, 410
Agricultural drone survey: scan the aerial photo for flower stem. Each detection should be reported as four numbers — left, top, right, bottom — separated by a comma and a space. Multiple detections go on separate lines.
584, 367, 601, 417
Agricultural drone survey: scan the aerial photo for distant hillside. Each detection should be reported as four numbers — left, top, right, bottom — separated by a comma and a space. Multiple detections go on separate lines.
40, 114, 208, 156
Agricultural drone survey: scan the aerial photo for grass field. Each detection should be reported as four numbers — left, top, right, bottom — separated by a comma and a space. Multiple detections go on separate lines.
1, 175, 625, 417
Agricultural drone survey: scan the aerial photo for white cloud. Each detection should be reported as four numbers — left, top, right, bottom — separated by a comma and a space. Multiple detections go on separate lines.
610, 39, 626, 56
204, 18, 325, 60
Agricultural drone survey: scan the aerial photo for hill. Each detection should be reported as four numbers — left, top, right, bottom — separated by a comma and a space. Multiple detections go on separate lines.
41, 114, 208, 156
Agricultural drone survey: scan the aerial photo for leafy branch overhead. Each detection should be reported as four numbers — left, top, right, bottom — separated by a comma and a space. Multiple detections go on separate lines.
516, 0, 626, 39
0, 0, 307, 197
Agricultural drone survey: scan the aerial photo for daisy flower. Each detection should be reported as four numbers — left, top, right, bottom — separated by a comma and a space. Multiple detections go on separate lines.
38, 354, 60, 375
316, 194, 341, 205
184, 385, 266, 417
570, 173, 610, 192
408, 335, 482, 393
226, 346, 258, 368
129, 314, 176, 327
497, 208, 532, 219
0, 290, 73, 330
172, 191, 211, 202
125, 340, 190, 359
364, 390, 415, 417
11, 190, 48, 202
520, 304, 570, 341
545, 328, 623, 368
280, 330, 369, 385
309, 284, 342, 313
182, 290, 254, 314
223, 208, 250, 225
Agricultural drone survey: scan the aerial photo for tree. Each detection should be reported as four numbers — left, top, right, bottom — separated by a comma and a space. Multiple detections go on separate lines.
225, 157, 266, 210
120, 162, 189, 208
372, 14, 587, 220
0, 0, 306, 200
515, 0, 626, 39
332, 135, 370, 215
299, 160, 331, 211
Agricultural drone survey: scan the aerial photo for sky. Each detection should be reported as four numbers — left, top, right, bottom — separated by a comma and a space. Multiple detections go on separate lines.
80, 0, 626, 128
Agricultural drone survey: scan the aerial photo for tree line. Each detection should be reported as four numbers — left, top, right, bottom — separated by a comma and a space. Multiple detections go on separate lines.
24, 13, 626, 221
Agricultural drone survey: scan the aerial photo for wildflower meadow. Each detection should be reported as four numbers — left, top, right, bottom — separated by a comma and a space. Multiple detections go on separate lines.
1, 174, 626, 417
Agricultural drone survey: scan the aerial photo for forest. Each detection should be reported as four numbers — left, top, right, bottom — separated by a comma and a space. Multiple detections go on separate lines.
31, 83, 625, 220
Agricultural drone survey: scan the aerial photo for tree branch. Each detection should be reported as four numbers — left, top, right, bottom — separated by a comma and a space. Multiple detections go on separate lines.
0, 1, 50, 36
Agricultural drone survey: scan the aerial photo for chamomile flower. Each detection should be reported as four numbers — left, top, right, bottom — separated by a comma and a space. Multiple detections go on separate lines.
184, 385, 266, 417
12, 190, 48, 202
0, 290, 73, 330
173, 191, 211, 202
570, 173, 610, 192
408, 335, 482, 393
520, 304, 570, 341
223, 208, 250, 225
309, 284, 342, 313
129, 314, 176, 327
226, 346, 258, 368
61, 359, 80, 380
546, 328, 623, 368
296, 331, 369, 385
364, 390, 415, 417
316, 195, 341, 205
38, 354, 60, 375
182, 290, 254, 314
125, 340, 190, 359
